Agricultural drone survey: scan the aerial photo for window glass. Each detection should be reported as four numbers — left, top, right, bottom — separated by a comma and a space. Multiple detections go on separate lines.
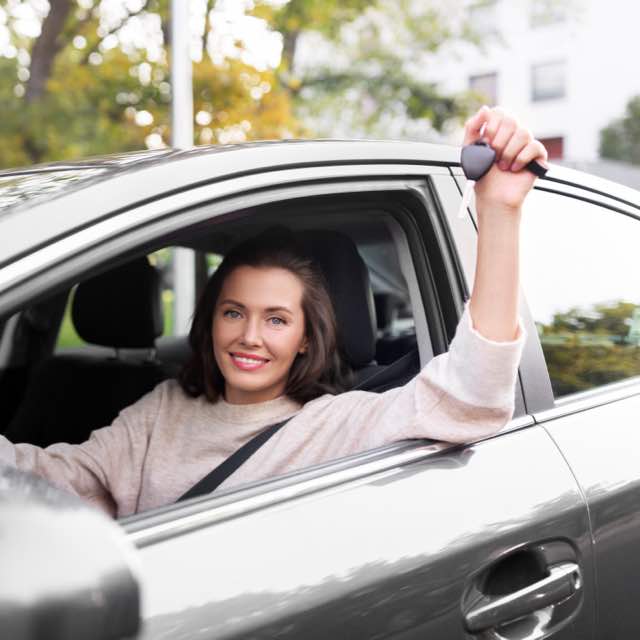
469, 72, 498, 106
521, 190, 640, 398
531, 61, 566, 101
57, 287, 86, 350
147, 249, 175, 336
207, 252, 223, 275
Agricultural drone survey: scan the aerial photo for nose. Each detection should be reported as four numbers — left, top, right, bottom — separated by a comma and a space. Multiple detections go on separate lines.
240, 316, 263, 347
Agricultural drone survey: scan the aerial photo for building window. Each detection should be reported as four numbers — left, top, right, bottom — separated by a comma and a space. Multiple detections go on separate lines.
531, 61, 566, 101
468, 1, 498, 36
530, 0, 566, 27
539, 136, 564, 160
469, 72, 498, 106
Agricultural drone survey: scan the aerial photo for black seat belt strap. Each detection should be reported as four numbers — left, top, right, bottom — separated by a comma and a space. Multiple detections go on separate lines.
177, 418, 291, 502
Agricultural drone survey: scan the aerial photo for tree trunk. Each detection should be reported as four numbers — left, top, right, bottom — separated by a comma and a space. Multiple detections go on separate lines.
25, 0, 73, 103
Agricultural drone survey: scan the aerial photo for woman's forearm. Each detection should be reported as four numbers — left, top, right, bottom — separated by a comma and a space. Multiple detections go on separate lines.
469, 205, 521, 341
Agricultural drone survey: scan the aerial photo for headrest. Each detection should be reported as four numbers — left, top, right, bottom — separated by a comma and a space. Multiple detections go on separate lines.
299, 230, 376, 368
72, 257, 163, 349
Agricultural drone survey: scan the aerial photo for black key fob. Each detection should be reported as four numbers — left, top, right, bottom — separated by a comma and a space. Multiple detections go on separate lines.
461, 141, 495, 181
461, 140, 548, 180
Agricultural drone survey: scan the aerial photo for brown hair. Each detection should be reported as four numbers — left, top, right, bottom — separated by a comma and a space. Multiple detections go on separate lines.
179, 228, 352, 404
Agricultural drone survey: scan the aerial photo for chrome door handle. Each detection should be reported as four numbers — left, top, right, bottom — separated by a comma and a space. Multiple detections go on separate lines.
464, 562, 582, 633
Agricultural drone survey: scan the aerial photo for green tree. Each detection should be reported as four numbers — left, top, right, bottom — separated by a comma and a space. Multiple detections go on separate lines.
599, 95, 640, 164
0, 0, 298, 168
252, 0, 487, 138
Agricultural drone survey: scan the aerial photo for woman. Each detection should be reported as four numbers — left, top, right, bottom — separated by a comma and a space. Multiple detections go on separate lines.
0, 107, 547, 517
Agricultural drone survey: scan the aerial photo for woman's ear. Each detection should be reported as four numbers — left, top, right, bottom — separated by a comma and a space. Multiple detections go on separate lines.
299, 337, 309, 354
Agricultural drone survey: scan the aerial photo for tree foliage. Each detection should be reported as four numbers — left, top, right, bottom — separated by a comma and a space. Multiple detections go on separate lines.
599, 95, 640, 164
253, 0, 484, 139
538, 300, 640, 397
0, 0, 488, 169
0, 0, 297, 169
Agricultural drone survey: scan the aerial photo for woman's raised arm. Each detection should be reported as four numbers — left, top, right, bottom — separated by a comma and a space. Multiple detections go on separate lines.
465, 106, 548, 342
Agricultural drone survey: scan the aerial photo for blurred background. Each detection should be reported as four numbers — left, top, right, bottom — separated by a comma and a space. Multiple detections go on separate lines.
3, 0, 640, 188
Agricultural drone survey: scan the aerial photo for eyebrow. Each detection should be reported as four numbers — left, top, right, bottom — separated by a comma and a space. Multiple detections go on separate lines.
219, 299, 294, 315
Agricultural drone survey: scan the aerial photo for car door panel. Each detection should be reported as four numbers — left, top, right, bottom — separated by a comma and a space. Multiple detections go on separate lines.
132, 425, 593, 639
541, 390, 640, 639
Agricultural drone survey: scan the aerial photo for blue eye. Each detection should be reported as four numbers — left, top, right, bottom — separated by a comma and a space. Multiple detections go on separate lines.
269, 317, 285, 326
223, 309, 241, 319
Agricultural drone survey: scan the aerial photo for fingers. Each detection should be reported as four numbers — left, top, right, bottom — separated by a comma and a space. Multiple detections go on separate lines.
511, 140, 548, 173
482, 106, 509, 144
499, 127, 532, 170
463, 105, 491, 145
464, 105, 548, 173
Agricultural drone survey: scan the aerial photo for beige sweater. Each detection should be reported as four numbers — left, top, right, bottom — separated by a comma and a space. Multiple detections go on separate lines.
0, 305, 524, 517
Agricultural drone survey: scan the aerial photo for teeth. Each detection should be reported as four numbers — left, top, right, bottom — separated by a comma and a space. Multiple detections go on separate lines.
234, 355, 265, 364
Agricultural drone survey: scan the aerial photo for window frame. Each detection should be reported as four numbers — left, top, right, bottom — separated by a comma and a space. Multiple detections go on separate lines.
111, 176, 472, 529
1, 165, 500, 527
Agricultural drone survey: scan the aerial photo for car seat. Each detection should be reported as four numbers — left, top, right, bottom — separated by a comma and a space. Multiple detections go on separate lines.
298, 230, 420, 392
4, 257, 167, 447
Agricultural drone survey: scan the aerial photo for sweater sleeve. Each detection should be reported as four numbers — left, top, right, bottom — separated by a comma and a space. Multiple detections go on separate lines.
0, 382, 166, 517
403, 301, 526, 443
304, 302, 526, 453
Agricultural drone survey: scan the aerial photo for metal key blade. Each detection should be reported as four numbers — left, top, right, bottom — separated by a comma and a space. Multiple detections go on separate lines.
458, 180, 475, 219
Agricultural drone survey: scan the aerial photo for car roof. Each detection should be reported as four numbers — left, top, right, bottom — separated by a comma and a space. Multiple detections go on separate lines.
0, 140, 461, 266
0, 140, 459, 214
2, 139, 640, 269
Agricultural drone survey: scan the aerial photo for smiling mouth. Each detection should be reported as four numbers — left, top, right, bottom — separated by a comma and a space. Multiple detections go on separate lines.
229, 352, 270, 371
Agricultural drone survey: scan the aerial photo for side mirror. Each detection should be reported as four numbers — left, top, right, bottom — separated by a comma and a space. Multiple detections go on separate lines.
0, 465, 141, 640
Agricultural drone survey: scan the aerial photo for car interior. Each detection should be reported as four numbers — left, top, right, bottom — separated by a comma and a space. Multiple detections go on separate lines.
0, 191, 450, 461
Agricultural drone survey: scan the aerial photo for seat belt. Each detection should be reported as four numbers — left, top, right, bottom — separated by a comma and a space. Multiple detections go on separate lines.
354, 347, 420, 392
177, 418, 291, 502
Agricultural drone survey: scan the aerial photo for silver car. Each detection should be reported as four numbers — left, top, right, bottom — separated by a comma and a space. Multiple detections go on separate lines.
0, 141, 639, 639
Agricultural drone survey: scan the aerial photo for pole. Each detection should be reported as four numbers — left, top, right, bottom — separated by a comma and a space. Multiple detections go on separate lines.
171, 0, 196, 335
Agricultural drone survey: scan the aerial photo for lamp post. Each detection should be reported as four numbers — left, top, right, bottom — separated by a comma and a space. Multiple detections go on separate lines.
170, 0, 195, 335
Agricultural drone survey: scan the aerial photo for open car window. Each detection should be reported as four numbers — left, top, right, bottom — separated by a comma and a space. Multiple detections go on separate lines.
0, 182, 463, 520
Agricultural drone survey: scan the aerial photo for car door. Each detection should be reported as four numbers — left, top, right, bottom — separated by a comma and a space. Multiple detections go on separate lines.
114, 168, 595, 640
516, 176, 640, 639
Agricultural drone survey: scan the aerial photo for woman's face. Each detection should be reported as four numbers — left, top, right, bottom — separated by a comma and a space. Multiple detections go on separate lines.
212, 265, 308, 404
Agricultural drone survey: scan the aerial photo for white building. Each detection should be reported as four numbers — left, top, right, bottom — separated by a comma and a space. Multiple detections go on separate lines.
430, 0, 640, 164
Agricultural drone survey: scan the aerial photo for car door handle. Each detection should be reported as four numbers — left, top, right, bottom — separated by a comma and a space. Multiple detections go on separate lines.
463, 562, 581, 633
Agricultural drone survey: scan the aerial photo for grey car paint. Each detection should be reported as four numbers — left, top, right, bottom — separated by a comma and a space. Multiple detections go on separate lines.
131, 426, 592, 640
0, 465, 141, 640
543, 393, 640, 640
0, 140, 461, 266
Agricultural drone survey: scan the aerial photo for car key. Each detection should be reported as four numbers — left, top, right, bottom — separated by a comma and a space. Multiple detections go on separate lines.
457, 140, 548, 218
